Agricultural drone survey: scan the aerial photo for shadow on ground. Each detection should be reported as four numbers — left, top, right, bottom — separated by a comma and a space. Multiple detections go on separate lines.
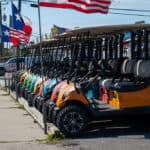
80, 115, 150, 139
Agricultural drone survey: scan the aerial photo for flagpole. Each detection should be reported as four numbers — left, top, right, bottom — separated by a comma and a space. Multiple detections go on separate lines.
37, 2, 45, 129
37, 0, 46, 134
18, 0, 22, 68
37, 0, 44, 80
0, 1, 3, 57
10, 0, 17, 101
10, 0, 19, 71
16, 0, 22, 71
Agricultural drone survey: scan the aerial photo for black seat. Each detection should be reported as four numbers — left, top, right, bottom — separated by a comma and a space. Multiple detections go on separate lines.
110, 60, 150, 92
99, 58, 134, 88
112, 82, 147, 92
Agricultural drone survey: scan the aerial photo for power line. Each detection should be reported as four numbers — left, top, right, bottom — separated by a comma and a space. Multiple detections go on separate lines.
110, 8, 150, 13
109, 12, 150, 17
3, 1, 150, 18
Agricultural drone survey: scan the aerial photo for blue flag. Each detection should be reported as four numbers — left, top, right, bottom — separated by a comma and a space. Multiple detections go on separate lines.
1, 24, 10, 42
12, 3, 24, 30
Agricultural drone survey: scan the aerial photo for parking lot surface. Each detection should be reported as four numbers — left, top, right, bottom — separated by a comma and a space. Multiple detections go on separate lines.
1, 89, 150, 150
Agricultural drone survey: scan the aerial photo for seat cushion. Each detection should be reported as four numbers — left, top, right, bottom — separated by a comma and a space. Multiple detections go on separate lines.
110, 82, 147, 92
99, 79, 120, 89
100, 79, 112, 89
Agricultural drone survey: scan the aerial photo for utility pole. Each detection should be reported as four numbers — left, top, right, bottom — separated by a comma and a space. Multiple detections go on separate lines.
18, 0, 22, 12
0, 2, 3, 57
16, 0, 22, 71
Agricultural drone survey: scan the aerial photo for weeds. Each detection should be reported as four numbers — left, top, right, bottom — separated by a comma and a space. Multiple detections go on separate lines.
0, 86, 5, 91
17, 104, 25, 110
37, 131, 65, 144
2, 93, 10, 96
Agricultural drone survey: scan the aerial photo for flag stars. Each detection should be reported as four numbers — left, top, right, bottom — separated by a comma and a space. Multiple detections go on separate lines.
15, 14, 21, 21
4, 30, 9, 37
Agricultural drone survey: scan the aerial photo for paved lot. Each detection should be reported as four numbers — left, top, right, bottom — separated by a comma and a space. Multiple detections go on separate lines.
0, 90, 59, 150
0, 94, 45, 142
1, 81, 150, 149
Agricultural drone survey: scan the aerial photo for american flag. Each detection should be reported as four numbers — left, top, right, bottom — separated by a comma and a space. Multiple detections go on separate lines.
10, 28, 29, 43
1, 24, 28, 47
39, 0, 111, 14
11, 3, 31, 45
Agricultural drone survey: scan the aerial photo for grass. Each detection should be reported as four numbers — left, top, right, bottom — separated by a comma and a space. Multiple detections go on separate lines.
17, 104, 25, 110
0, 86, 6, 91
36, 131, 65, 144
2, 93, 10, 96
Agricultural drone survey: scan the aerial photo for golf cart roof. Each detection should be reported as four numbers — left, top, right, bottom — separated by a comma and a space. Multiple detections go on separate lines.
29, 23, 150, 49
59, 23, 150, 37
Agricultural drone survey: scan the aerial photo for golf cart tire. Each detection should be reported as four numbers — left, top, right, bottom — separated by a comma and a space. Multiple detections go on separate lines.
32, 94, 39, 108
56, 105, 87, 137
28, 93, 33, 107
52, 108, 58, 125
16, 83, 22, 97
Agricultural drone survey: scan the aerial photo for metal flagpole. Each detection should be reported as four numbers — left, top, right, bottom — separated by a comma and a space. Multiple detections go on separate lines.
37, 0, 46, 134
10, 0, 18, 101
16, 0, 22, 71
0, 1, 3, 57
10, 0, 17, 100
37, 2, 47, 132
37, 0, 44, 80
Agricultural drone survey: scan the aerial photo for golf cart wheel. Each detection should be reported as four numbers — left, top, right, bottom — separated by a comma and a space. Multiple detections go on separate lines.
20, 86, 25, 98
25, 89, 29, 100
52, 109, 58, 125
32, 95, 38, 107
16, 83, 21, 97
28, 93, 32, 107
56, 105, 87, 137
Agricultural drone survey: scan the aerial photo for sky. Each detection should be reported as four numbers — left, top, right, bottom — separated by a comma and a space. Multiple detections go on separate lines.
2, 0, 150, 42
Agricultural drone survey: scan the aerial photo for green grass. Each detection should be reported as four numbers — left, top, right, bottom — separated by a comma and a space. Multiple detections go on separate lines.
2, 93, 10, 96
17, 104, 25, 110
0, 86, 6, 91
36, 131, 65, 144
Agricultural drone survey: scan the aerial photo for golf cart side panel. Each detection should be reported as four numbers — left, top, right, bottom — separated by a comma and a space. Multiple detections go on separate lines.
109, 86, 150, 109
56, 90, 89, 107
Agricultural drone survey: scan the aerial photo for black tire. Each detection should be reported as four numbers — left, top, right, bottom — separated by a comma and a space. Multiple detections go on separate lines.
32, 94, 39, 108
48, 105, 56, 123
52, 109, 58, 125
27, 92, 32, 106
16, 83, 22, 97
20, 86, 25, 97
56, 105, 87, 137
28, 93, 34, 107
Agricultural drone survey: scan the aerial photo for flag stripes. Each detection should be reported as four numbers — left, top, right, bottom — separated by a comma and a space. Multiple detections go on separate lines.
10, 28, 29, 43
39, 0, 111, 14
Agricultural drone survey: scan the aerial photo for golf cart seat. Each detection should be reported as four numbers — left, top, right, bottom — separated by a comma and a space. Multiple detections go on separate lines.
111, 60, 150, 92
112, 82, 147, 92
100, 59, 136, 89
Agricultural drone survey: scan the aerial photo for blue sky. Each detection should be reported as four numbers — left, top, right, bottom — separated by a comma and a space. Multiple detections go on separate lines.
3, 0, 150, 42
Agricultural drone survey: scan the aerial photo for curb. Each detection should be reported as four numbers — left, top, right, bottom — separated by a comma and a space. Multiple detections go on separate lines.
10, 91, 58, 134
